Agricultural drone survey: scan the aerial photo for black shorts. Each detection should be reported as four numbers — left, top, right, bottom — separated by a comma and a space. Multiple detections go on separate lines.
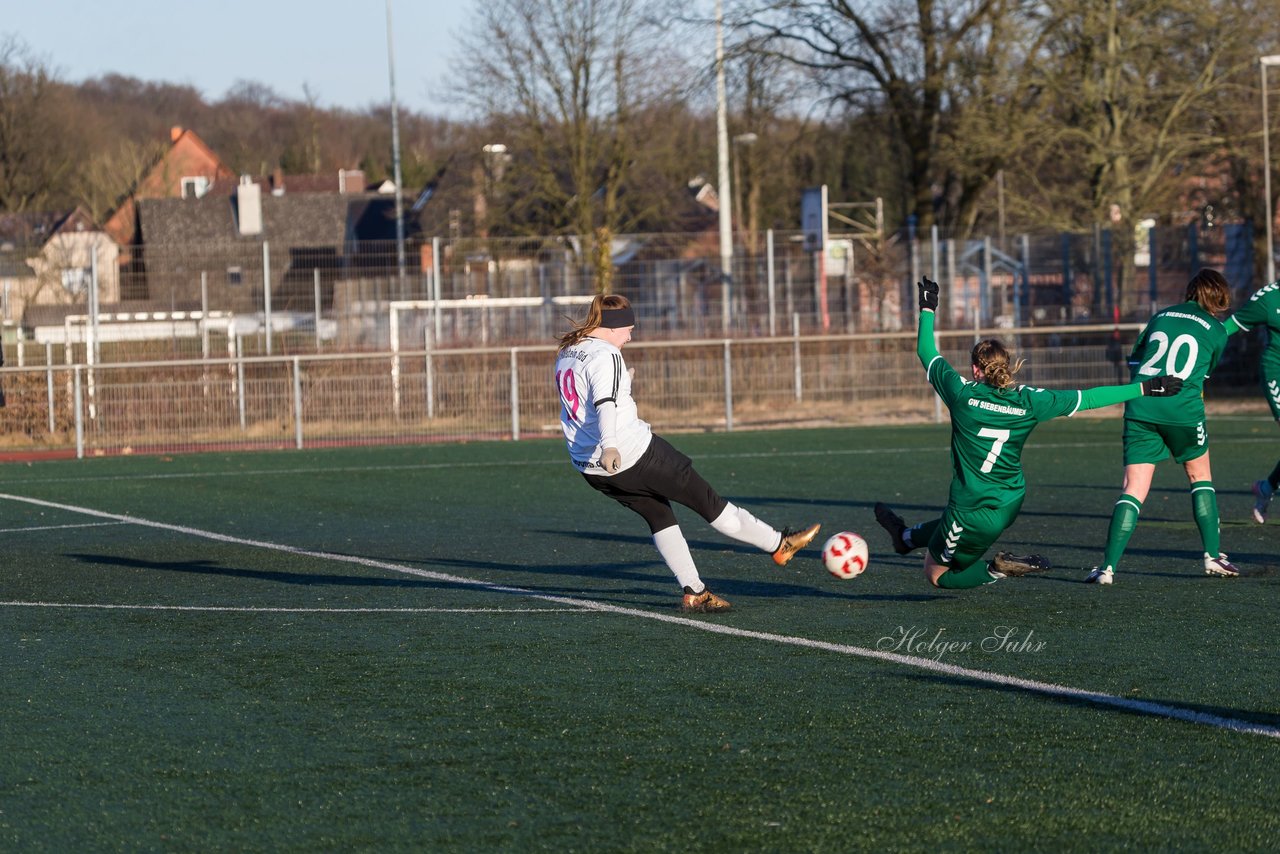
583, 436, 728, 533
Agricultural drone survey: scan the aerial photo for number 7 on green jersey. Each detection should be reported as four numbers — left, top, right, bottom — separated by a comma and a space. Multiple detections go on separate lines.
977, 427, 1011, 473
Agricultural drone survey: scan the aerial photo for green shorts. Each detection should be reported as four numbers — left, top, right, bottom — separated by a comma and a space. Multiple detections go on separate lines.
1122, 418, 1207, 465
927, 498, 1023, 570
1263, 370, 1280, 421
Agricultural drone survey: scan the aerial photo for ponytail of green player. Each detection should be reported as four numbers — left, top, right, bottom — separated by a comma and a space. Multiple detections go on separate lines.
971, 339, 1025, 390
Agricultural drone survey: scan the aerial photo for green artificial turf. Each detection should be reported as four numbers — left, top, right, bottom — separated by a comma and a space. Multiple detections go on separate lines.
2, 418, 1278, 851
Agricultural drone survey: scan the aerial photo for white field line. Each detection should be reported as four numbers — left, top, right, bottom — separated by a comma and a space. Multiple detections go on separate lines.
0, 521, 126, 534
1, 490, 1277, 741
8, 435, 1274, 485
0, 601, 584, 614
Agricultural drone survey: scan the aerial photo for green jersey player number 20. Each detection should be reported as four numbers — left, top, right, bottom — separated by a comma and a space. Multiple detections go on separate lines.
1136, 331, 1199, 379
1089, 268, 1239, 584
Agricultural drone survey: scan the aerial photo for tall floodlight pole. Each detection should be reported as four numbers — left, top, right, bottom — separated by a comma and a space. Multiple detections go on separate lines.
715, 0, 733, 332
386, 0, 407, 290
1262, 55, 1280, 284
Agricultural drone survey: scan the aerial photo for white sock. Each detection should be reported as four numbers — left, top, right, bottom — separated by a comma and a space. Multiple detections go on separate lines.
903, 527, 916, 549
653, 526, 703, 591
711, 502, 781, 552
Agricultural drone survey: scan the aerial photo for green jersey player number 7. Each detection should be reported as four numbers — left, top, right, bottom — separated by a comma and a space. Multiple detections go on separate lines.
872, 277, 1183, 590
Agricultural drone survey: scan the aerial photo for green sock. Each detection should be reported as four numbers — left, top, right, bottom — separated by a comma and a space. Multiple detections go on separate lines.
1100, 494, 1142, 573
1190, 481, 1220, 557
1268, 460, 1280, 491
935, 559, 999, 589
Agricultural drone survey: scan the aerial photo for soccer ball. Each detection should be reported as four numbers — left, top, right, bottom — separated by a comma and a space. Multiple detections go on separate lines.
822, 532, 869, 579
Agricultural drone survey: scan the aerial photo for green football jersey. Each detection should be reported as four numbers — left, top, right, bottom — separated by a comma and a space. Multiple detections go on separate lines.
916, 311, 1142, 511
1228, 282, 1280, 373
1124, 300, 1226, 426
925, 354, 1083, 509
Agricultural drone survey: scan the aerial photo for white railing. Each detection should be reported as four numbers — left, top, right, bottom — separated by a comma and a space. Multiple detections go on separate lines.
0, 323, 1146, 459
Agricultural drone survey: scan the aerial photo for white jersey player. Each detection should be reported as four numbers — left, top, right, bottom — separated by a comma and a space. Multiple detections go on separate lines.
555, 294, 821, 613
555, 335, 651, 475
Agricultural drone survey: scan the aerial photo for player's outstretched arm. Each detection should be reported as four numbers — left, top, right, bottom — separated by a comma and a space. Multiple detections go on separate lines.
914, 279, 967, 402
1075, 375, 1183, 412
916, 278, 941, 366
1139, 375, 1184, 396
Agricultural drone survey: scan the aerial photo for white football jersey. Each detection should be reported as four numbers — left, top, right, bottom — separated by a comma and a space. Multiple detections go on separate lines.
554, 336, 652, 475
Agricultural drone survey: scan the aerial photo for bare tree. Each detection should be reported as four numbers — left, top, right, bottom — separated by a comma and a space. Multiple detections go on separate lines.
454, 0, 683, 269
74, 138, 165, 223
0, 37, 80, 212
739, 0, 1037, 232
929, 0, 1053, 239
725, 48, 807, 251
1019, 0, 1259, 312
1206, 0, 1280, 286
75, 74, 210, 142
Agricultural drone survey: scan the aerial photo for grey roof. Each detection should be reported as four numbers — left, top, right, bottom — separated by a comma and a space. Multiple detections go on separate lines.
139, 194, 349, 247
0, 209, 95, 250
0, 254, 35, 278
138, 192, 421, 248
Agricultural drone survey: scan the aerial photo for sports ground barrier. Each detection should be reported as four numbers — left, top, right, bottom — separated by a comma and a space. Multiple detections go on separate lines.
0, 322, 1220, 459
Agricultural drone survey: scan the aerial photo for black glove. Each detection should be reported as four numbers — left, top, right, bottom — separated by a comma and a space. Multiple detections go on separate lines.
918, 278, 939, 311
1140, 375, 1183, 397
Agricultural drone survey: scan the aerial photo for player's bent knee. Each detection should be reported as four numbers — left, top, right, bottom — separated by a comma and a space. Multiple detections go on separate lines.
923, 561, 946, 587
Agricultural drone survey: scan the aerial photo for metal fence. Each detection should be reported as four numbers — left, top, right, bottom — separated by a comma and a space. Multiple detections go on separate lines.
7, 222, 1254, 358
0, 322, 1201, 459
1, 218, 1265, 459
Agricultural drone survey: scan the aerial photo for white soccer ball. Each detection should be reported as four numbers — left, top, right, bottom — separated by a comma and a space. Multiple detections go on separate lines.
822, 532, 869, 579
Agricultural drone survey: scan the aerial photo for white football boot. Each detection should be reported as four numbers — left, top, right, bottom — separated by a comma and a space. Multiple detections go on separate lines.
1085, 566, 1114, 585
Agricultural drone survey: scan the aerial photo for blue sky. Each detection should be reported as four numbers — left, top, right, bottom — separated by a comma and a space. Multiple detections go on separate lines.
4, 0, 475, 116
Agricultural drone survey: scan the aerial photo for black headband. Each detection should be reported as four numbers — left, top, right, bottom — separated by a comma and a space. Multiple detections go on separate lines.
599, 306, 636, 328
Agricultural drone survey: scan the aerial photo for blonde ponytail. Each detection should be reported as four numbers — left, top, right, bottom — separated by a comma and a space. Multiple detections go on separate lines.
971, 339, 1024, 390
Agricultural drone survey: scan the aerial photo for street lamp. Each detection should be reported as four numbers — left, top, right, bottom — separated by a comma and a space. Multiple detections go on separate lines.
714, 0, 732, 332
483, 143, 509, 170
385, 0, 406, 290
1262, 55, 1280, 283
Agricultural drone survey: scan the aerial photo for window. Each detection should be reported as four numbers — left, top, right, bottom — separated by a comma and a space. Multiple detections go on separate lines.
227, 266, 243, 285
61, 267, 91, 296
181, 176, 211, 199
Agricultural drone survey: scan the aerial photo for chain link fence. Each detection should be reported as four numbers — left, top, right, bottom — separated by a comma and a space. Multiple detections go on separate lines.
8, 323, 1245, 458
5, 222, 1255, 352
0, 221, 1265, 457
